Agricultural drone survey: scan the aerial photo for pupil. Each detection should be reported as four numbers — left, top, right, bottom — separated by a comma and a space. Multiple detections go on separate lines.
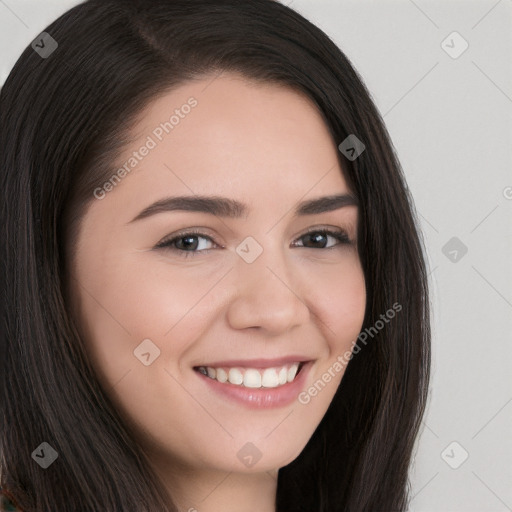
307, 233, 325, 248
181, 236, 197, 250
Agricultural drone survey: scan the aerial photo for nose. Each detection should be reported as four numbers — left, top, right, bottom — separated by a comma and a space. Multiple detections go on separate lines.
226, 243, 310, 334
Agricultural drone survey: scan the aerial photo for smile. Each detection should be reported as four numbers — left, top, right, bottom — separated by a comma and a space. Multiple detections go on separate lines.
193, 359, 313, 409
194, 362, 305, 389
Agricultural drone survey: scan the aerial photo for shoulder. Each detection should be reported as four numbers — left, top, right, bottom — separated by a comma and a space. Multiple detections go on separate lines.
0, 487, 23, 511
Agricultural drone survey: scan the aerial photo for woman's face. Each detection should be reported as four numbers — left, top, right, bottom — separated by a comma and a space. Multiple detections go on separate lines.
69, 72, 366, 481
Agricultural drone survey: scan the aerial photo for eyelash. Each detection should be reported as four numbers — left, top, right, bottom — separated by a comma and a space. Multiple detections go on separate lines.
155, 227, 353, 259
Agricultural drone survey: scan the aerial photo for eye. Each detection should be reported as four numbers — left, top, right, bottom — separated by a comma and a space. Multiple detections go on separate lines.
292, 227, 352, 250
155, 226, 353, 258
155, 228, 218, 258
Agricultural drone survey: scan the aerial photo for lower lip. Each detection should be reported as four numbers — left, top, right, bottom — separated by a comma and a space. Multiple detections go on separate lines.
195, 362, 312, 409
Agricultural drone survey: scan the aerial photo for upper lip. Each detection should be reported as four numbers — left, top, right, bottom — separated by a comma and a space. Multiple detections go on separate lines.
194, 356, 313, 369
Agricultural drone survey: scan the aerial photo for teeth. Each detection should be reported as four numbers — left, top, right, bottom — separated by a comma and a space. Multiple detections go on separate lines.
216, 368, 228, 383
287, 363, 299, 382
228, 368, 243, 385
196, 362, 303, 388
243, 369, 262, 388
261, 368, 279, 388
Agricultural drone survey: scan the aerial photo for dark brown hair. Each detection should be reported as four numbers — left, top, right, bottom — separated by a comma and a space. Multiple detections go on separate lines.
0, 0, 430, 510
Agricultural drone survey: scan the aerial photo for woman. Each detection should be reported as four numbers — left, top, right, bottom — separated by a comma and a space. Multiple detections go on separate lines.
0, 0, 431, 510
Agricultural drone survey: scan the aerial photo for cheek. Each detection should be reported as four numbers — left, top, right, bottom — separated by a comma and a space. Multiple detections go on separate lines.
71, 258, 217, 443
73, 250, 236, 413
295, 258, 365, 419
306, 255, 366, 353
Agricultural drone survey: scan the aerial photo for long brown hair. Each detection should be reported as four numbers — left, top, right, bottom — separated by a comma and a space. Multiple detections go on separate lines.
0, 1, 431, 510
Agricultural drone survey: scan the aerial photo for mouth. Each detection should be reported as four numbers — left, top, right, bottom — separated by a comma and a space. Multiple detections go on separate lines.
193, 361, 308, 389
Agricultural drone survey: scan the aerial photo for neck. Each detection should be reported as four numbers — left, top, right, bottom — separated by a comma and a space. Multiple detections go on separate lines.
177, 469, 278, 512
156, 461, 279, 512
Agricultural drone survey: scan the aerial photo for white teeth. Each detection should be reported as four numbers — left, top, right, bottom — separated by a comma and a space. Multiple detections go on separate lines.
243, 369, 262, 388
216, 368, 228, 383
287, 363, 299, 382
228, 368, 243, 385
197, 362, 304, 388
261, 368, 279, 388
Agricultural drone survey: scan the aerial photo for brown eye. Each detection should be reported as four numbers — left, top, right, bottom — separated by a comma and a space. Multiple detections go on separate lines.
155, 230, 217, 258
294, 229, 351, 249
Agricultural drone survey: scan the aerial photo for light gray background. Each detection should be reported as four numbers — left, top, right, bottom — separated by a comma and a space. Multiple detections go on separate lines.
1, 1, 511, 510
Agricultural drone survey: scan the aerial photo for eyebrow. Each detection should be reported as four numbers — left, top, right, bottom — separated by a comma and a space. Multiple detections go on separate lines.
128, 193, 358, 223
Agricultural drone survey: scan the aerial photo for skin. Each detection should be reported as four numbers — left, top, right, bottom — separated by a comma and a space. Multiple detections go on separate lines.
68, 72, 366, 512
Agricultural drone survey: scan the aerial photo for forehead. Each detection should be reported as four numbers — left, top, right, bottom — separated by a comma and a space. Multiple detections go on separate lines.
106, 72, 351, 212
